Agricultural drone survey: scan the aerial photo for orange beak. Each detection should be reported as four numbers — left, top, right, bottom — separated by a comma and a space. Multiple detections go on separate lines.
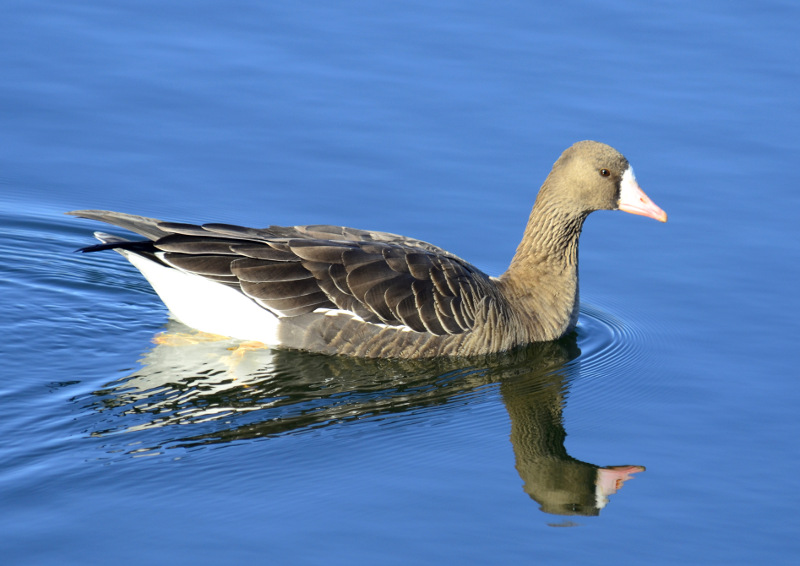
618, 167, 668, 222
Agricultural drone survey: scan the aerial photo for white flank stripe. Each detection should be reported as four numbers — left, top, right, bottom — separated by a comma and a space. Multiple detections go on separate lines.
315, 308, 415, 332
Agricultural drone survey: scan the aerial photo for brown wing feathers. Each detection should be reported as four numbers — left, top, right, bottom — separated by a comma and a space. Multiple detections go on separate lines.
152, 222, 491, 335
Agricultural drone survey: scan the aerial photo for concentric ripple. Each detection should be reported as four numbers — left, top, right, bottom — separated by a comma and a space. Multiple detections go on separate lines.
575, 303, 649, 377
564, 301, 667, 426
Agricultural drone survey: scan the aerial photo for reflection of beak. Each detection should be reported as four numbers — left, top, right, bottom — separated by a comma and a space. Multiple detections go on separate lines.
618, 167, 668, 222
595, 465, 646, 509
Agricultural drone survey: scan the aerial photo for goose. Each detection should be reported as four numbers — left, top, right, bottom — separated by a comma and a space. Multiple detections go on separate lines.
70, 140, 666, 358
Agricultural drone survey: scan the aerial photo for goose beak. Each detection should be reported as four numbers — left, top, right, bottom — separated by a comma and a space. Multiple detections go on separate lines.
618, 167, 668, 222
595, 465, 646, 509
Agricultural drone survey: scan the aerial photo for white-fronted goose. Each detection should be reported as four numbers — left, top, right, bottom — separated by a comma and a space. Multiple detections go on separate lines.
70, 140, 666, 358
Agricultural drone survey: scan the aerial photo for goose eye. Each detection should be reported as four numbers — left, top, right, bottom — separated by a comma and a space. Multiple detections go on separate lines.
600, 169, 610, 177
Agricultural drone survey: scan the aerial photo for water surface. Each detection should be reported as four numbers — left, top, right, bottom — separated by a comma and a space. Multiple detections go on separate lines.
2, 1, 799, 564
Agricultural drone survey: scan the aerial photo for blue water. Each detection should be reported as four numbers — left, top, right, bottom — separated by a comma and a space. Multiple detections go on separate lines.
2, 0, 799, 564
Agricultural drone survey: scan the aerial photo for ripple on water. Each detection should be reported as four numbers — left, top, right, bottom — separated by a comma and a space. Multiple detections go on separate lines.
567, 301, 666, 427
79, 331, 508, 460
71, 304, 662, 460
74, 304, 657, 465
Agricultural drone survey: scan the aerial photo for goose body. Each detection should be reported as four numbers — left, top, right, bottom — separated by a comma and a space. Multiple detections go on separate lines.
70, 141, 666, 358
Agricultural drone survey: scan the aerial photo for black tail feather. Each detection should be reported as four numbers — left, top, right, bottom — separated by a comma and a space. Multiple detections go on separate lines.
77, 240, 157, 254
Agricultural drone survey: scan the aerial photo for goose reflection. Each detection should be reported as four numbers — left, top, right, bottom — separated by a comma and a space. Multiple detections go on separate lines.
500, 367, 643, 516
89, 321, 643, 517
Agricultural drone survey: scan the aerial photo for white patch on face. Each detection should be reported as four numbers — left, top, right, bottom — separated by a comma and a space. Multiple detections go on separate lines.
595, 479, 609, 511
616, 165, 668, 222
618, 166, 638, 206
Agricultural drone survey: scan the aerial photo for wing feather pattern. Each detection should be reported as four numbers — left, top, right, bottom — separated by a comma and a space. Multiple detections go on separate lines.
74, 212, 499, 336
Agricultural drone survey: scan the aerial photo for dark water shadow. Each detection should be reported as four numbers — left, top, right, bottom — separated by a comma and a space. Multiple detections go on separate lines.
85, 321, 644, 517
